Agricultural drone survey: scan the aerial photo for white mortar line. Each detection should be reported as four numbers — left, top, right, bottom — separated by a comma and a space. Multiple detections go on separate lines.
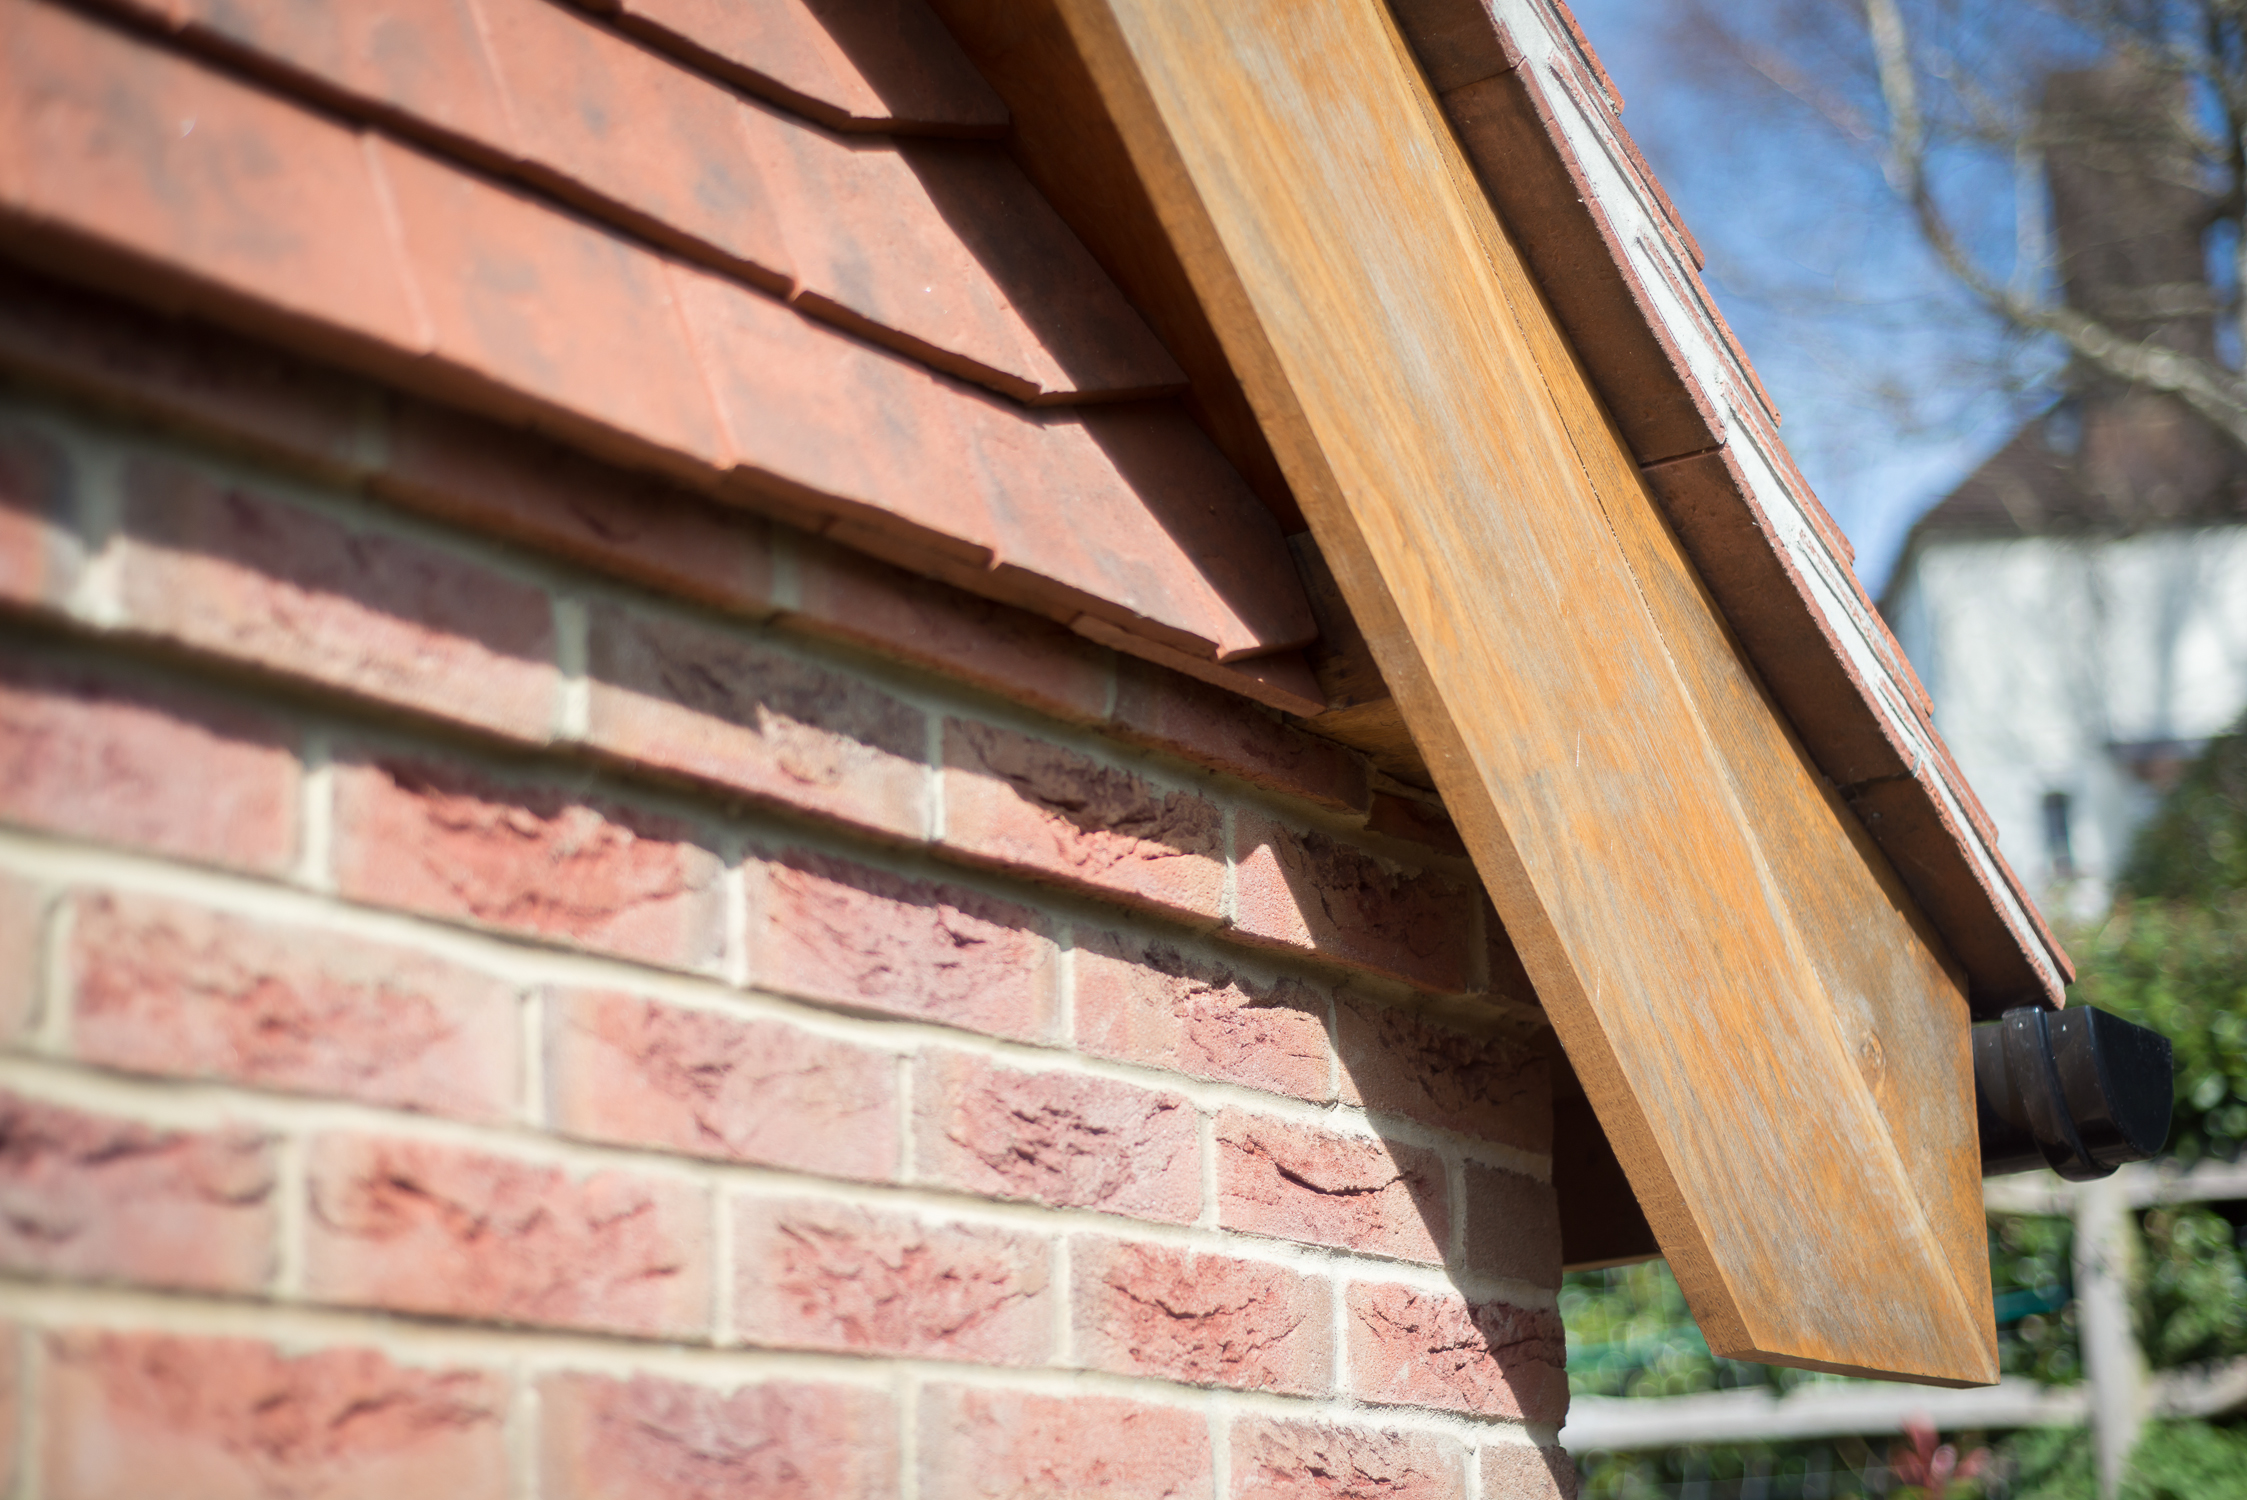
271, 1132, 308, 1303
32, 891, 69, 1059
1219, 805, 1239, 928
1208, 1397, 1232, 1500
519, 986, 547, 1129
292, 731, 335, 894
897, 1369, 921, 1500
1052, 922, 1075, 1051
550, 593, 590, 745
710, 1183, 736, 1348
1050, 1236, 1073, 1368
1198, 1109, 1221, 1232
1447, 1149, 1471, 1270
721, 836, 752, 991
60, 440, 122, 631
924, 709, 946, 847
510, 1367, 540, 1500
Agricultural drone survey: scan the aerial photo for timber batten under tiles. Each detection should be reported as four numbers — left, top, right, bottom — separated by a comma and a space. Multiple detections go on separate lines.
0, 0, 2071, 1469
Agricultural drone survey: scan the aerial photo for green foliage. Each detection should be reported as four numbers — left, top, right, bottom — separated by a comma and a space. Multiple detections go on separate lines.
1989, 1214, 2081, 1384
2137, 1204, 2247, 1367
1575, 1436, 1891, 1499
1998, 1426, 2096, 1500
2120, 1421, 2247, 1500
2119, 732, 2247, 903
1561, 1261, 1794, 1399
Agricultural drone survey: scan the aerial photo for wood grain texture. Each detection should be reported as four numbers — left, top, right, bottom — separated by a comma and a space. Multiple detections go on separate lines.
1053, 0, 1996, 1383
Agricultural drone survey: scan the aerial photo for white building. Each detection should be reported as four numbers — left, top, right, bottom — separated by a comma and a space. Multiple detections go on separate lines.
1881, 66, 2247, 920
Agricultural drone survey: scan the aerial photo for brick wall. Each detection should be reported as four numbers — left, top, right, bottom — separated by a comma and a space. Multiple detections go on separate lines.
0, 342, 1573, 1496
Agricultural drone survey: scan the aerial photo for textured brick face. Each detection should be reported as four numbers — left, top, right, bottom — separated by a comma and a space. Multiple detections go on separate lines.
918, 1385, 1213, 1500
41, 1331, 508, 1500
1230, 1418, 1466, 1500
1074, 928, 1332, 1101
0, 1091, 275, 1292
304, 1134, 710, 1338
940, 718, 1225, 920
1463, 1164, 1563, 1289
1335, 999, 1549, 1151
586, 602, 927, 839
1073, 1236, 1331, 1395
69, 891, 519, 1122
540, 1372, 897, 1500
550, 988, 895, 1180
333, 754, 726, 971
0, 656, 297, 874
749, 847, 1054, 1040
1479, 1444, 1579, 1500
1231, 814, 1472, 991
1215, 1110, 1448, 1263
733, 1195, 1051, 1363
116, 460, 558, 740
914, 1051, 1200, 1223
1345, 1283, 1568, 1424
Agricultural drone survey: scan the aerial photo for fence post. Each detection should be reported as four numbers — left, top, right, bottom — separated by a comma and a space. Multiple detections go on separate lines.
2074, 1174, 2146, 1500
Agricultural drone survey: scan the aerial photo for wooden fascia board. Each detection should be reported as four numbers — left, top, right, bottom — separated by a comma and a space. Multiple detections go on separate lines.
1391, 0, 2070, 1014
1057, 0, 1998, 1384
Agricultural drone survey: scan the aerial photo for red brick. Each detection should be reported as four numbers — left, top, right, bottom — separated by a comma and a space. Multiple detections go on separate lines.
1074, 929, 1332, 1102
1231, 1418, 1466, 1500
1366, 792, 1467, 857
69, 889, 519, 1122
918, 1385, 1210, 1500
540, 1370, 896, 1500
733, 1195, 1050, 1363
585, 602, 926, 840
1463, 1164, 1562, 1289
162, 0, 518, 152
0, 0, 425, 351
1232, 814, 1473, 991
1073, 1236, 1331, 1394
0, 1089, 274, 1291
117, 458, 557, 740
748, 846, 1054, 1041
0, 654, 297, 874
1111, 661, 1369, 813
0, 873, 42, 1044
914, 1051, 1199, 1223
1335, 999, 1549, 1152
305, 1134, 709, 1338
1478, 1445, 1578, 1500
475, 0, 792, 285
941, 719, 1224, 920
1484, 905, 1542, 1011
1344, 1283, 1568, 1423
333, 753, 725, 971
0, 418, 75, 611
380, 400, 775, 614
1215, 1110, 1447, 1263
370, 136, 728, 474
42, 1330, 507, 1500
550, 988, 894, 1181
612, 0, 1008, 134
787, 536, 1110, 724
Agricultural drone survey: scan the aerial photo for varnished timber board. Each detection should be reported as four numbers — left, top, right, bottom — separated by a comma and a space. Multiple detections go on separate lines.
1057, 0, 1997, 1383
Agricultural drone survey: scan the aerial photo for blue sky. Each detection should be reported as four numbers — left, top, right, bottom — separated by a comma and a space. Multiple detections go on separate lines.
1562, 0, 2061, 594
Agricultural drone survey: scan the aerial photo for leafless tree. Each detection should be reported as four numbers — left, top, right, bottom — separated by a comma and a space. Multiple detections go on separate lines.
1681, 0, 2247, 454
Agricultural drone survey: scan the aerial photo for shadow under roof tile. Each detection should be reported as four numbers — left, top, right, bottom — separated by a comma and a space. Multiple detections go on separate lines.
601, 0, 1009, 136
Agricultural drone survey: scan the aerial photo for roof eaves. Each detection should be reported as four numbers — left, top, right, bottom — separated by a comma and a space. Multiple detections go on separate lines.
1396, 0, 2071, 1010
